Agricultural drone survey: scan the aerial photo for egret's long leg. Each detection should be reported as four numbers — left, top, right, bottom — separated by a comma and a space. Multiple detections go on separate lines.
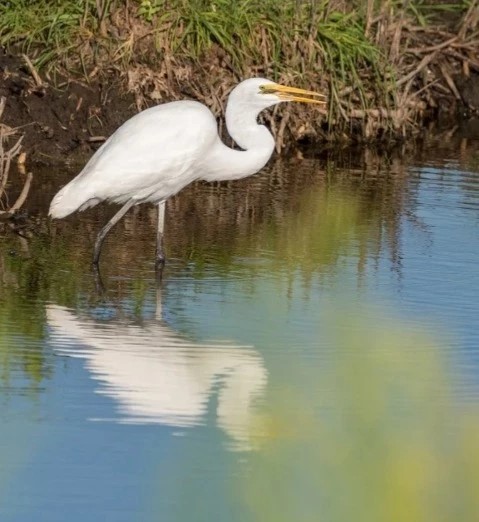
93, 199, 136, 265
156, 200, 166, 268
93, 263, 106, 295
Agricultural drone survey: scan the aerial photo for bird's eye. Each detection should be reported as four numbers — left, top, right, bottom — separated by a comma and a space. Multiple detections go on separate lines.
259, 85, 277, 95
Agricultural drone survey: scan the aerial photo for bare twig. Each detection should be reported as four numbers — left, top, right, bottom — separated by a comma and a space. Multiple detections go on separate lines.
396, 52, 438, 87
406, 36, 458, 54
1, 135, 24, 193
445, 50, 479, 72
9, 171, 33, 213
439, 63, 461, 99
457, 0, 479, 40
22, 54, 43, 87
0, 96, 30, 216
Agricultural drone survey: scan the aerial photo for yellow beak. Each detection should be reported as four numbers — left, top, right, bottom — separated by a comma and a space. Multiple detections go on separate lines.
261, 83, 327, 104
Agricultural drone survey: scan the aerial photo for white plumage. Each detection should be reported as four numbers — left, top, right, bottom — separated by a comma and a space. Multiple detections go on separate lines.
49, 101, 217, 218
49, 77, 325, 266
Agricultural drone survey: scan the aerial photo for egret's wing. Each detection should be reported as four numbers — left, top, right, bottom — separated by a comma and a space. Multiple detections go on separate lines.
79, 101, 218, 201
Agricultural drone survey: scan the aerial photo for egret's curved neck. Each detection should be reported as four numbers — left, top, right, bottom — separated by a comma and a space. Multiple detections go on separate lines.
225, 101, 274, 153
202, 100, 275, 182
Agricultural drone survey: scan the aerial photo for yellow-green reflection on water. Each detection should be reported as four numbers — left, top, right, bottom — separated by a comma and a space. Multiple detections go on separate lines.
11, 154, 413, 278
242, 306, 479, 522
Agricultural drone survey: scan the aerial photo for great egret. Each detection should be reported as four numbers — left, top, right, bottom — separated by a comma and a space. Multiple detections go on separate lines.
49, 77, 325, 266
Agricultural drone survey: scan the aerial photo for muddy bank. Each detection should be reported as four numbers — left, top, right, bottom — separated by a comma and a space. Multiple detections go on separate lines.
0, 51, 138, 164
1, 46, 479, 165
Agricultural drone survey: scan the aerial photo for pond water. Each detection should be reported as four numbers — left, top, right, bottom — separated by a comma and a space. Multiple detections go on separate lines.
1, 134, 479, 521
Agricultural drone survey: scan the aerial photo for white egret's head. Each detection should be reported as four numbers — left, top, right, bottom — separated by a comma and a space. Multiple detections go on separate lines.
228, 77, 326, 112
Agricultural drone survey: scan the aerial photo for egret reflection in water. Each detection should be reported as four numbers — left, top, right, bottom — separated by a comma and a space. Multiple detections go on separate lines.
47, 291, 267, 451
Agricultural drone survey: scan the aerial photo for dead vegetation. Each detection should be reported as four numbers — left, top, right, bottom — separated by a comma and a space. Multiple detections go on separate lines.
0, 1, 478, 145
111, 0, 479, 145
0, 96, 32, 222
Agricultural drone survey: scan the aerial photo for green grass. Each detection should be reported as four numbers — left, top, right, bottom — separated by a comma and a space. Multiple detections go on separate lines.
0, 0, 472, 139
0, 1, 88, 67
0, 0, 469, 72
141, 0, 389, 130
400, 0, 473, 26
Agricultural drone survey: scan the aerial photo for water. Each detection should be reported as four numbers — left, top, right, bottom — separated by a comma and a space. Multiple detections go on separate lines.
1, 136, 479, 520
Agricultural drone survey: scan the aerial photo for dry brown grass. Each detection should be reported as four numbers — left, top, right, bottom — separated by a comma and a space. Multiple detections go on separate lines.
1, 1, 477, 144
102, 1, 479, 145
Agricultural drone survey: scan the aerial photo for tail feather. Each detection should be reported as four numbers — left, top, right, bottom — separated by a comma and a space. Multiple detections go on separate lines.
49, 179, 100, 219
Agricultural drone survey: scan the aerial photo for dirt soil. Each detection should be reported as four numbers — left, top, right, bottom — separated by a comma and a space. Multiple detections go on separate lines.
0, 50, 137, 165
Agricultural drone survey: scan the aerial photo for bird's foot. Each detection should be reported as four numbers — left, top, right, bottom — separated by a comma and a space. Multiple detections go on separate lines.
155, 255, 165, 282
155, 248, 166, 270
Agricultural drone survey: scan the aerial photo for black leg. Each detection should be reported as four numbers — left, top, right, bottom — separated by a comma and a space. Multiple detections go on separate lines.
93, 199, 136, 266
92, 263, 106, 295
